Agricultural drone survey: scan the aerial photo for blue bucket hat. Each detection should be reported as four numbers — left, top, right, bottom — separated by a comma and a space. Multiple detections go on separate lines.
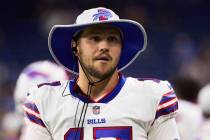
48, 7, 147, 75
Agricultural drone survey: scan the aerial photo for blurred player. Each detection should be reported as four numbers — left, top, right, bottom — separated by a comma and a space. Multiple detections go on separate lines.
2, 60, 68, 140
175, 100, 203, 140
172, 77, 203, 140
195, 84, 210, 140
14, 60, 69, 114
24, 7, 180, 139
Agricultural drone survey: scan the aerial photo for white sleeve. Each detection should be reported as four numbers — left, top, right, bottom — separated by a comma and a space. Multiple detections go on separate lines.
23, 87, 52, 140
148, 118, 180, 140
23, 122, 52, 140
148, 80, 180, 140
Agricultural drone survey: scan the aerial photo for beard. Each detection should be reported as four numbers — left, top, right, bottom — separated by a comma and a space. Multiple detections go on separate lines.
85, 64, 116, 80
79, 57, 117, 80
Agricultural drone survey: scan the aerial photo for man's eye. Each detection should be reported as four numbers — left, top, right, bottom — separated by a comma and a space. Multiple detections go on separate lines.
89, 36, 101, 42
107, 36, 120, 43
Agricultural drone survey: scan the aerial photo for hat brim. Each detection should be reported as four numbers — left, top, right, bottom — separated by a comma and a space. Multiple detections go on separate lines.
48, 19, 147, 75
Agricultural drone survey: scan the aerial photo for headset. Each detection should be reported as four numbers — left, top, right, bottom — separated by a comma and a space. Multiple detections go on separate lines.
71, 41, 77, 55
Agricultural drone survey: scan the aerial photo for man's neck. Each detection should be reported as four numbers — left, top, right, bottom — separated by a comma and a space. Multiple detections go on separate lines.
77, 71, 119, 101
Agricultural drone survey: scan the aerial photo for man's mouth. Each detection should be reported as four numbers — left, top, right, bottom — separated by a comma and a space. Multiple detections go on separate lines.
95, 55, 111, 61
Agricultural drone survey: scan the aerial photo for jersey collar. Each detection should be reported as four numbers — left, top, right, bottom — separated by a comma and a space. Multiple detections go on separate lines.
69, 74, 126, 103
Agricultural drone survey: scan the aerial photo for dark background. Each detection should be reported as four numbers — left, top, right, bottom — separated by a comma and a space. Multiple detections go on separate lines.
0, 0, 210, 139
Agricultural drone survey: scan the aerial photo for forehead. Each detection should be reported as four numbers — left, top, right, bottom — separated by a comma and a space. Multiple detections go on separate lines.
80, 24, 122, 37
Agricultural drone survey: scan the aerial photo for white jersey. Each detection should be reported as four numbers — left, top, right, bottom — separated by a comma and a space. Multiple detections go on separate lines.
23, 75, 180, 140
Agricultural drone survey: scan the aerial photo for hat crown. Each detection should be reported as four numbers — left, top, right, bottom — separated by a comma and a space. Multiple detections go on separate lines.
76, 7, 119, 24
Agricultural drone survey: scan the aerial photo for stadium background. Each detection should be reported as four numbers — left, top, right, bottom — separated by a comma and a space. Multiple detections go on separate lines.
0, 0, 210, 139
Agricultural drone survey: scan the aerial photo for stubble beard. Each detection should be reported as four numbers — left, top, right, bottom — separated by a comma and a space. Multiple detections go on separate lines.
86, 64, 116, 80
80, 58, 117, 80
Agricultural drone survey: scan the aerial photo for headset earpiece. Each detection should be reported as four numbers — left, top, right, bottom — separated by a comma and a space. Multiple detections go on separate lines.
71, 41, 77, 55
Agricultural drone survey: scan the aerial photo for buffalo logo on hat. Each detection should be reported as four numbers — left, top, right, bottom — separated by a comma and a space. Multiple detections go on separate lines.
93, 9, 112, 21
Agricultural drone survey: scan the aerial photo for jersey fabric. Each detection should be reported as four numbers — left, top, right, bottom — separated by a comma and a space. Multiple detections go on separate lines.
23, 75, 179, 140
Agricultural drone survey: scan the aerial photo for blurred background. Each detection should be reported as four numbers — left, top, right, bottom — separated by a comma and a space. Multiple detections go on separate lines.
0, 0, 210, 139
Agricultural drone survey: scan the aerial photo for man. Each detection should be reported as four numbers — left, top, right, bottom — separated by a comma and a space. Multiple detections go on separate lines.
172, 77, 203, 140
24, 7, 179, 140
9, 60, 68, 139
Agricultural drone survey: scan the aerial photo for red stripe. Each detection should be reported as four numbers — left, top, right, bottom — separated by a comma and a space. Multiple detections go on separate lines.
158, 101, 178, 111
163, 90, 174, 97
159, 97, 177, 106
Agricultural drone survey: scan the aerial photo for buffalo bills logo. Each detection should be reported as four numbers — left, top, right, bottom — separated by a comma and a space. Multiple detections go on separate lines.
92, 9, 112, 21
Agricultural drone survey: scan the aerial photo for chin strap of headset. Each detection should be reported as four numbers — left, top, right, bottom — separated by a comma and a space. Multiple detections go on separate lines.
72, 42, 116, 140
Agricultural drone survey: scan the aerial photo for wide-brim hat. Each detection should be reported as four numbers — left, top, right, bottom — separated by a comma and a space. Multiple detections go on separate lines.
48, 7, 147, 75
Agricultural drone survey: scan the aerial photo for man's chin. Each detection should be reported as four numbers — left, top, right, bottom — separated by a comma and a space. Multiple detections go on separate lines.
89, 68, 115, 80
91, 71, 110, 79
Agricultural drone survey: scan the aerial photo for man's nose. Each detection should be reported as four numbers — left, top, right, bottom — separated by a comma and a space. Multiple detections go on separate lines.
98, 40, 109, 52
